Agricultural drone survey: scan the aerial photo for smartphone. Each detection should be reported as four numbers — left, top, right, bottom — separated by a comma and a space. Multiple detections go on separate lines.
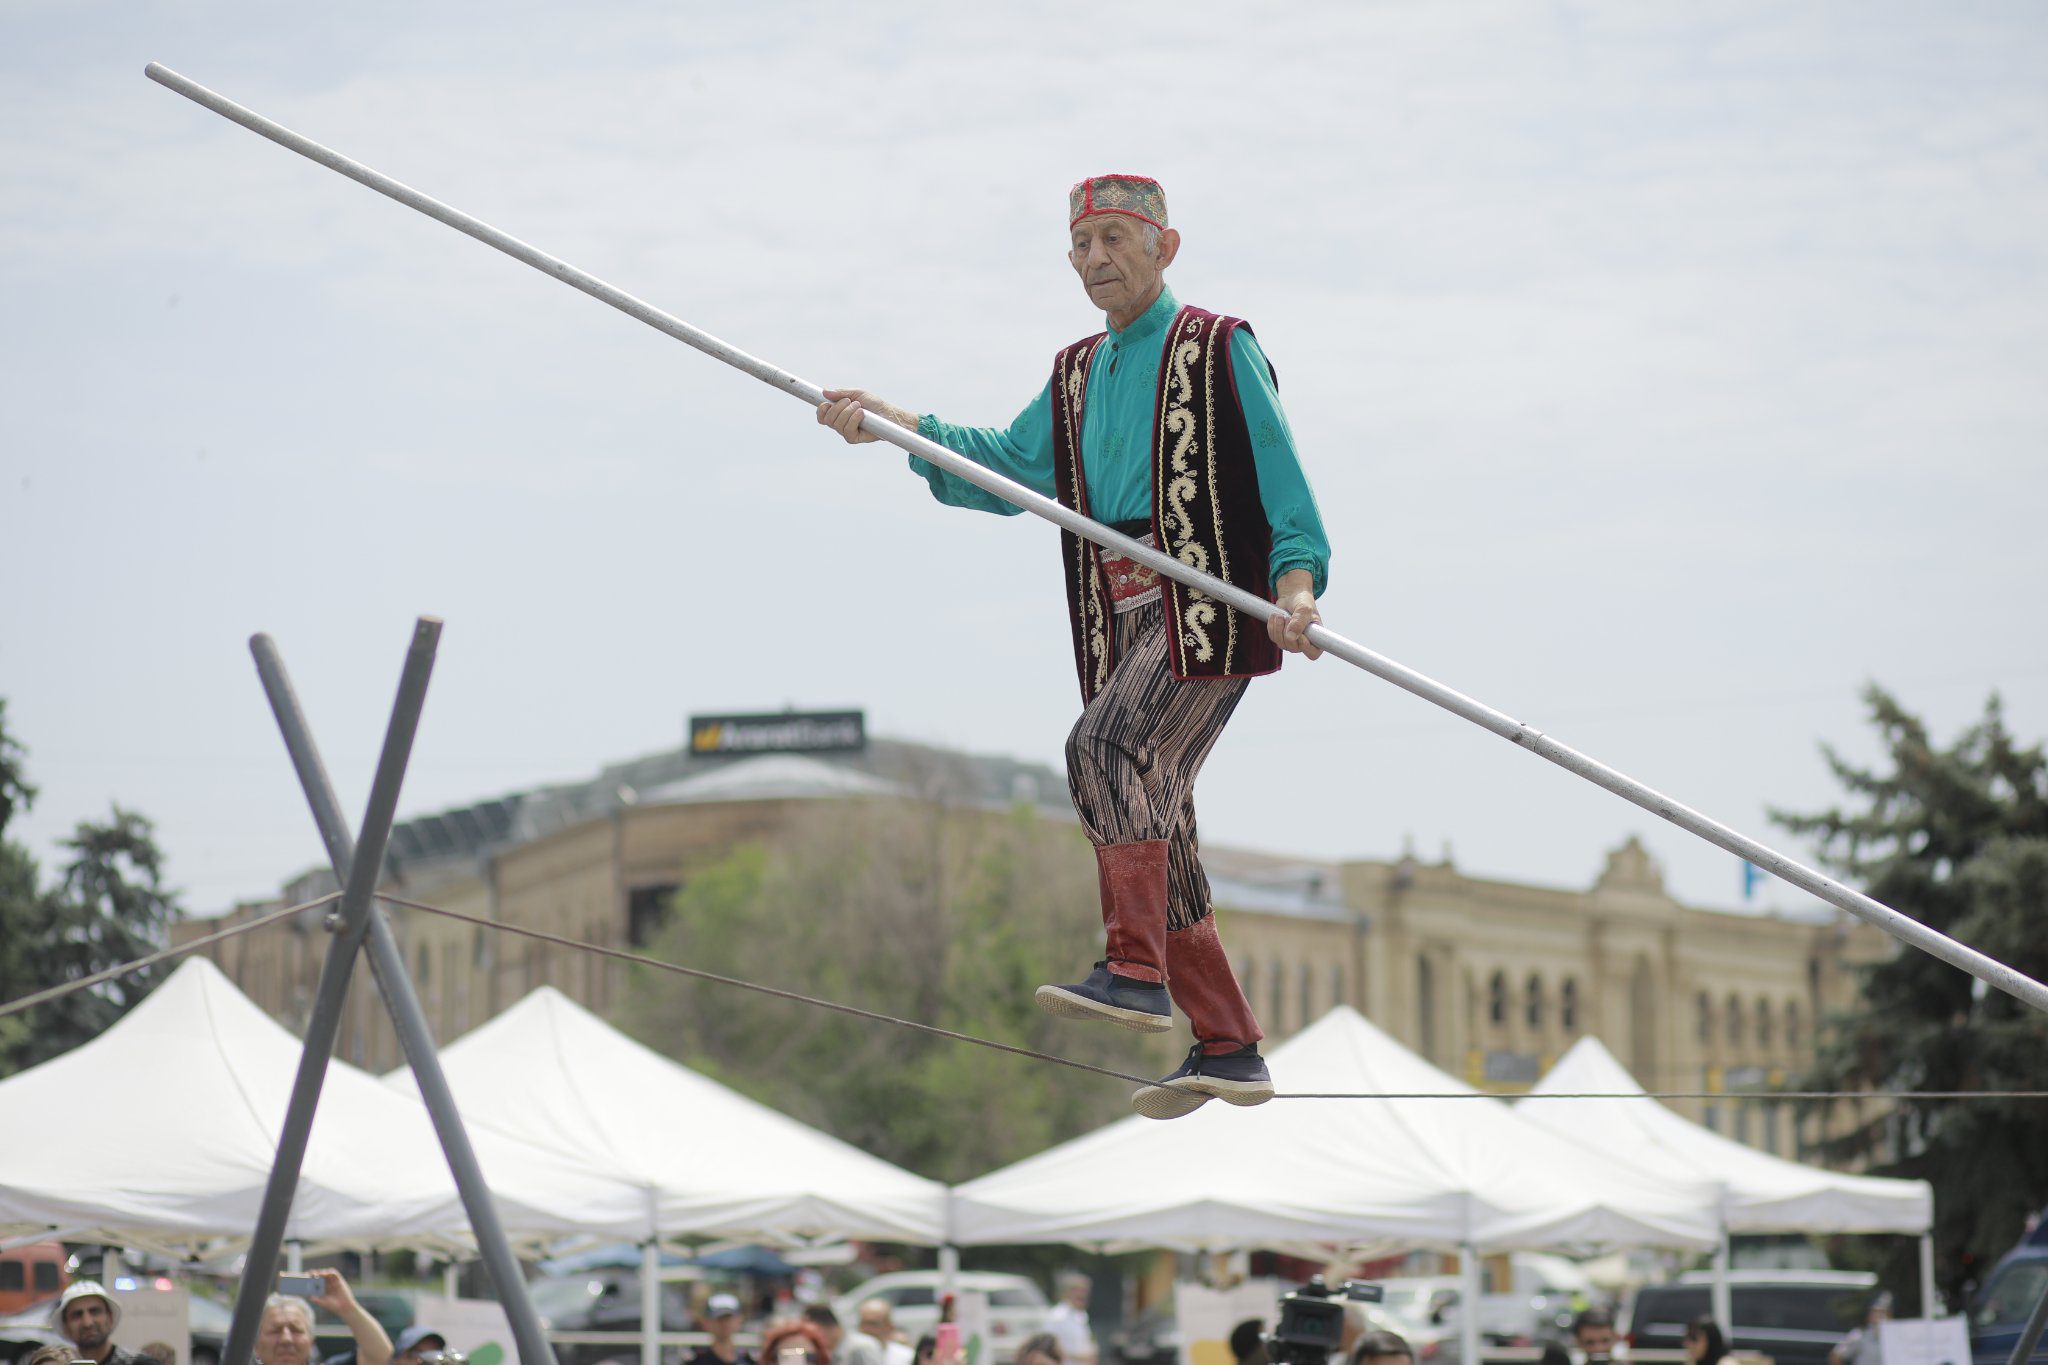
935, 1324, 960, 1363
278, 1273, 324, 1298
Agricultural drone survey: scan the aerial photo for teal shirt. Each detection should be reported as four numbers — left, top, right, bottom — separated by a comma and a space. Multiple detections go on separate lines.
908, 286, 1331, 596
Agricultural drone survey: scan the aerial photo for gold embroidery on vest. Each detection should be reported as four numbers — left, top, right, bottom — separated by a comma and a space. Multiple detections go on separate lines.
1202, 318, 1236, 671
1065, 343, 1111, 696
1163, 315, 1216, 662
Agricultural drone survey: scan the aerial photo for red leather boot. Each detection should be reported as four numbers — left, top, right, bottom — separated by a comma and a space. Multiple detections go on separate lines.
1132, 916, 1273, 1119
1034, 840, 1173, 1033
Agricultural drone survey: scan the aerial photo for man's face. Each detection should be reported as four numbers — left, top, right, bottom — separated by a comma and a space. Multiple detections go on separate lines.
1068, 214, 1177, 320
1064, 1281, 1089, 1309
1575, 1324, 1617, 1356
61, 1298, 114, 1351
709, 1312, 740, 1341
256, 1306, 315, 1365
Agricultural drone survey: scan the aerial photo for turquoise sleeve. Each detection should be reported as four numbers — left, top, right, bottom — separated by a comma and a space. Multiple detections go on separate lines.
1230, 327, 1331, 596
906, 377, 1058, 517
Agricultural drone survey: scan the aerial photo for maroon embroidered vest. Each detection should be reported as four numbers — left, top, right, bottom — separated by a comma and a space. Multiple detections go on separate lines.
1049, 305, 1283, 703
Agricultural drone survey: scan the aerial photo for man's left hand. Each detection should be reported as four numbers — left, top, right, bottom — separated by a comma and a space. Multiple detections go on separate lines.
1268, 570, 1323, 660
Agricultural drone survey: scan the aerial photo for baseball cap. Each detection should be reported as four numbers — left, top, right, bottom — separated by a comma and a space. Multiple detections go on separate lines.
707, 1294, 742, 1317
394, 1326, 448, 1356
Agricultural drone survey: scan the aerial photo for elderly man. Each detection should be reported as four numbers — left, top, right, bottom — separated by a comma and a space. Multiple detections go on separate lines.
52, 1281, 150, 1365
1044, 1274, 1096, 1365
819, 174, 1330, 1118
251, 1269, 392, 1365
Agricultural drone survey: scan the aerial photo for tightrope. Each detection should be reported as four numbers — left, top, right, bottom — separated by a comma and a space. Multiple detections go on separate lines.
0, 892, 341, 1023
5, 893, 2044, 1103
384, 895, 2048, 1104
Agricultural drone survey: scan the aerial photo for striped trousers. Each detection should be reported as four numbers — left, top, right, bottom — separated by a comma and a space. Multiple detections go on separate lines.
1064, 599, 1250, 932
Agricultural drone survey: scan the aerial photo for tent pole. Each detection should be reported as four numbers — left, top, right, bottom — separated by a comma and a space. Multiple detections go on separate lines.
250, 628, 559, 1365
141, 60, 2048, 1021
1919, 1235, 1936, 1318
220, 620, 439, 1365
938, 1244, 959, 1307
1710, 1227, 1732, 1339
642, 1239, 662, 1365
1457, 1243, 1482, 1365
286, 1242, 303, 1274
445, 1259, 460, 1300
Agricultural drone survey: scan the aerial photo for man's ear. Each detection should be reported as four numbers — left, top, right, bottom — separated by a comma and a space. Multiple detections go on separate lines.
1155, 227, 1182, 268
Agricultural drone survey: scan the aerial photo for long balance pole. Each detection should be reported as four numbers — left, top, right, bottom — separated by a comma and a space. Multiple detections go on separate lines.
145, 62, 2048, 1019
250, 630, 560, 1365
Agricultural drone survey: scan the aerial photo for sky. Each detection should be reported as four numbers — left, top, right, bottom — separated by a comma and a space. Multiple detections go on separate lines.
4, 1, 2045, 929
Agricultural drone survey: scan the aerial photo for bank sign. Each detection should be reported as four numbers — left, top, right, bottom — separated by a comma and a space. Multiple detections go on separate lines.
689, 710, 866, 756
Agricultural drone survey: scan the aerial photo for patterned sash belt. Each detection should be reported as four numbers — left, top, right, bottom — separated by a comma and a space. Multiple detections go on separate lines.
1101, 532, 1164, 614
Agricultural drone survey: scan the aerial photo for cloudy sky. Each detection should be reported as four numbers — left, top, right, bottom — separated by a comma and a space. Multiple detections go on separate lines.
4, 1, 2045, 931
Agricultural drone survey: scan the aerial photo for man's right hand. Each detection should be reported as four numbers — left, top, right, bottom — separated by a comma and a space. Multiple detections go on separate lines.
818, 388, 919, 445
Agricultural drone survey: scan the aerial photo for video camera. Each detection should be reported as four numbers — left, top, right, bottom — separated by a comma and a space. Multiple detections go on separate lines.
1267, 1276, 1384, 1365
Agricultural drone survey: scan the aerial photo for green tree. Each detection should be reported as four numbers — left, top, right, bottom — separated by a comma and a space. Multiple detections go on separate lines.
0, 700, 184, 1076
1774, 687, 2048, 1306
618, 798, 1166, 1183
0, 699, 43, 1067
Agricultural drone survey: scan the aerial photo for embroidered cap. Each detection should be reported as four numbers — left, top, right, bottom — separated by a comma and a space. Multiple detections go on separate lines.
1068, 174, 1168, 230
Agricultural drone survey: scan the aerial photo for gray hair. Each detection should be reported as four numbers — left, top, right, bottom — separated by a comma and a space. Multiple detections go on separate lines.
1141, 224, 1162, 257
262, 1296, 316, 1330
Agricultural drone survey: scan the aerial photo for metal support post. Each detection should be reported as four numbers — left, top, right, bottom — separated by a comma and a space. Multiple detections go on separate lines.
143, 61, 2048, 1020
222, 619, 441, 1365
640, 1240, 661, 1365
251, 625, 560, 1365
1919, 1234, 1936, 1318
1710, 1228, 1733, 1336
1456, 1243, 1482, 1365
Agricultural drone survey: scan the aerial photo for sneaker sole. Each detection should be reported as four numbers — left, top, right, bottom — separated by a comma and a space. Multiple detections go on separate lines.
1033, 985, 1173, 1033
1132, 1082, 1211, 1121
1184, 1075, 1275, 1107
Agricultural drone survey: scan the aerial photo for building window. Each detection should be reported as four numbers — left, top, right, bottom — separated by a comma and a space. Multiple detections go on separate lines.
1525, 974, 1544, 1028
1270, 960, 1286, 1029
628, 882, 680, 948
1786, 1001, 1802, 1048
1488, 971, 1507, 1026
1704, 1103, 1719, 1134
1697, 992, 1712, 1043
1763, 1102, 1782, 1155
1418, 955, 1437, 1061
1300, 961, 1314, 1026
1735, 1103, 1752, 1146
1726, 991, 1743, 1044
1757, 998, 1773, 1047
1561, 978, 1579, 1032
1331, 963, 1346, 1013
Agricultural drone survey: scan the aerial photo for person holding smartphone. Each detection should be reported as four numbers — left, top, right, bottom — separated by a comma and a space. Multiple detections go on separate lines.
252, 1268, 392, 1365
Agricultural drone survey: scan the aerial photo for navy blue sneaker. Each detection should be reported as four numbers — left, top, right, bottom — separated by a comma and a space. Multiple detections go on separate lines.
1034, 962, 1173, 1033
1132, 1044, 1275, 1119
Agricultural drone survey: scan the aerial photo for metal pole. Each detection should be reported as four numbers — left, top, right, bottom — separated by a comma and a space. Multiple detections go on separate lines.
145, 62, 2048, 1020
1919, 1234, 1936, 1319
1710, 1226, 1733, 1338
2009, 1268, 2048, 1365
250, 626, 560, 1365
640, 1240, 661, 1365
222, 619, 441, 1365
1457, 1242, 1482, 1365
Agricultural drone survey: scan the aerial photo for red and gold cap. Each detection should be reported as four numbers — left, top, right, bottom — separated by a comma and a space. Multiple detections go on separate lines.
1068, 174, 1168, 230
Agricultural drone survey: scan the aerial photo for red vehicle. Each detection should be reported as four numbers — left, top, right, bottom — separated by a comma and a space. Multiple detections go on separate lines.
0, 1242, 67, 1316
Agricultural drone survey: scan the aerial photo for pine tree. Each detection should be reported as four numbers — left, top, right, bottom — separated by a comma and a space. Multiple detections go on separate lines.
1772, 686, 2048, 1305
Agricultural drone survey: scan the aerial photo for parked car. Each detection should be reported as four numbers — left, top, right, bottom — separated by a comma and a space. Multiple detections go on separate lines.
1627, 1270, 1877, 1365
833, 1272, 1049, 1364
530, 1269, 695, 1365
1969, 1209, 2048, 1365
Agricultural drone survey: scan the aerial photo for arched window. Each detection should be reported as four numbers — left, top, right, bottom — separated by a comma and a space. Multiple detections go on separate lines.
1488, 971, 1508, 1026
1726, 991, 1743, 1044
1300, 961, 1314, 1026
1697, 991, 1712, 1043
1786, 1001, 1802, 1048
1525, 974, 1545, 1028
1331, 963, 1346, 1013
1757, 998, 1774, 1047
1270, 960, 1286, 1029
1561, 978, 1580, 1032
1417, 955, 1438, 1060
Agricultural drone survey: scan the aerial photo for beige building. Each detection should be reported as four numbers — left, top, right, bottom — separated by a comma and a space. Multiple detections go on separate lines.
180, 726, 1889, 1164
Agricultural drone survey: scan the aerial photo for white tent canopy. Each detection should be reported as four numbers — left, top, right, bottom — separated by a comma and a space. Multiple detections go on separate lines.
950, 1005, 1721, 1254
0, 958, 649, 1257
381, 985, 949, 1245
1515, 1036, 1932, 1234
